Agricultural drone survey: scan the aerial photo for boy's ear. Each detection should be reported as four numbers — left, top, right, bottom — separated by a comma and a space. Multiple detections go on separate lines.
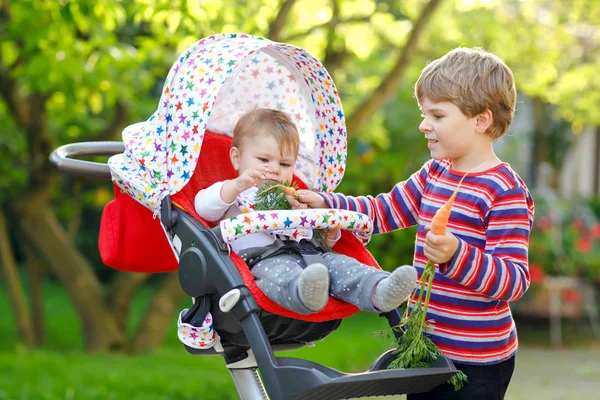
475, 109, 493, 134
230, 146, 240, 171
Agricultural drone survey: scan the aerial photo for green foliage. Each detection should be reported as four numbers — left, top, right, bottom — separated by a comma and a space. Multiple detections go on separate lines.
254, 181, 297, 211
0, 111, 27, 202
416, 0, 600, 129
387, 261, 467, 391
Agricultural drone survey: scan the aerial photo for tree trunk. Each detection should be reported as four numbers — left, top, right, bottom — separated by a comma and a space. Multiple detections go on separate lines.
132, 272, 187, 353
268, 0, 297, 42
345, 0, 444, 135
109, 271, 150, 332
20, 207, 124, 351
0, 209, 36, 347
24, 244, 46, 345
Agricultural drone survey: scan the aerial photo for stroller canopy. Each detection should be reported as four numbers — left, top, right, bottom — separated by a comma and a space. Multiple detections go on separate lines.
109, 33, 347, 213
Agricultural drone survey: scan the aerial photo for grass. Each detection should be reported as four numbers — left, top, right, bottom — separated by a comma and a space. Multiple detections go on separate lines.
0, 281, 397, 400
2, 281, 599, 400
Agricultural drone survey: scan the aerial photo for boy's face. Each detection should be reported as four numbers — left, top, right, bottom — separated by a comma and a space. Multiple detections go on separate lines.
230, 134, 296, 185
418, 97, 482, 165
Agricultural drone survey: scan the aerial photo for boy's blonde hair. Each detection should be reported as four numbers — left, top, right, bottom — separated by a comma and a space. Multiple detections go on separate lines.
415, 47, 516, 140
232, 108, 300, 157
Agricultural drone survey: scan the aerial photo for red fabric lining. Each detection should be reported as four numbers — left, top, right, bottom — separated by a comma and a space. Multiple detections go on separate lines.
99, 131, 381, 322
99, 191, 179, 273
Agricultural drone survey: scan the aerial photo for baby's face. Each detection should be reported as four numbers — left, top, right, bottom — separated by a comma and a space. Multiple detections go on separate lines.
236, 134, 296, 185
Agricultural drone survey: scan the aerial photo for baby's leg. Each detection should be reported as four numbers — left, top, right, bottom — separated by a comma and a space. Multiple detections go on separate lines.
249, 254, 329, 314
322, 252, 416, 312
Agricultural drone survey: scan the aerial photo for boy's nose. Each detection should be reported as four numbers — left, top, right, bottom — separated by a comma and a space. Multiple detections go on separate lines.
419, 120, 431, 133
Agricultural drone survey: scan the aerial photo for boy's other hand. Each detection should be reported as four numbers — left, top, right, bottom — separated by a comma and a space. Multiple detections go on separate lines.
287, 189, 327, 209
423, 226, 459, 264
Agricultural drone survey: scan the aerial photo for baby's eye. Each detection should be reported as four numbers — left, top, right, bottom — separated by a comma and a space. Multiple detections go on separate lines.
258, 157, 268, 163
434, 114, 444, 120
280, 163, 291, 168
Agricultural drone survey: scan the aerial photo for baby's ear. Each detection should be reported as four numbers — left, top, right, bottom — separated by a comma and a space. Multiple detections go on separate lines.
230, 146, 240, 171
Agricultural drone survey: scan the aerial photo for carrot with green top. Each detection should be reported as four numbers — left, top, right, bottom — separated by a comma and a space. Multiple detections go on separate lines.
388, 174, 469, 391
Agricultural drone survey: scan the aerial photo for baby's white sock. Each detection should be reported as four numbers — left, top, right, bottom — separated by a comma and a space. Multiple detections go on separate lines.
298, 263, 330, 312
373, 265, 417, 312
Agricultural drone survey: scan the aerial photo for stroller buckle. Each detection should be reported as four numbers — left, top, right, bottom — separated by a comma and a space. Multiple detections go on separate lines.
219, 288, 243, 313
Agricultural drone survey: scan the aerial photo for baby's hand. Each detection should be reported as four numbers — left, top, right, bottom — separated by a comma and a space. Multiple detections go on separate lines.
423, 225, 459, 264
287, 189, 327, 209
234, 168, 266, 194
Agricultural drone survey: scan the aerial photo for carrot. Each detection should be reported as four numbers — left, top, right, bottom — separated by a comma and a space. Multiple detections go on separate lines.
390, 171, 470, 390
280, 185, 296, 197
429, 173, 467, 235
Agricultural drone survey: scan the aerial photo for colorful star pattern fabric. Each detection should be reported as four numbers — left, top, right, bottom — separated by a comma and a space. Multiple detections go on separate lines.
236, 188, 313, 242
177, 309, 218, 349
108, 33, 347, 214
219, 208, 373, 245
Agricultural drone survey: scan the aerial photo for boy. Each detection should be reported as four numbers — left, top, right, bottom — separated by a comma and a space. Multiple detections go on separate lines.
291, 48, 535, 399
195, 108, 417, 315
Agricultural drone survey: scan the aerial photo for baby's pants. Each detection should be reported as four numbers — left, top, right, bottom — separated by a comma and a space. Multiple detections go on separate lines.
238, 248, 389, 314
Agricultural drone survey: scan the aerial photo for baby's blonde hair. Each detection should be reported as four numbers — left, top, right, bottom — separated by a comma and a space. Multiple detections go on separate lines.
415, 47, 516, 140
232, 108, 299, 156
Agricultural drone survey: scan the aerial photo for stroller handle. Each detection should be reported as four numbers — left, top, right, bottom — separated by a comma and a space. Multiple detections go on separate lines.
49, 141, 125, 180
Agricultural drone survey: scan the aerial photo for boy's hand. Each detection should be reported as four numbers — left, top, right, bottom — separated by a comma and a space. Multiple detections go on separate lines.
287, 189, 327, 209
423, 226, 459, 264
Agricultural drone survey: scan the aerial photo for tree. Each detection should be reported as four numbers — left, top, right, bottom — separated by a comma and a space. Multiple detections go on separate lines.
0, 0, 443, 351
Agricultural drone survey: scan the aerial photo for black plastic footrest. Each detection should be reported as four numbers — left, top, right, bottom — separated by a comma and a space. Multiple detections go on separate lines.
278, 352, 456, 400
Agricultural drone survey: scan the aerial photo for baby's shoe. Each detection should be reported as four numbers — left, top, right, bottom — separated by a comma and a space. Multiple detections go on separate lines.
373, 265, 417, 312
298, 263, 330, 312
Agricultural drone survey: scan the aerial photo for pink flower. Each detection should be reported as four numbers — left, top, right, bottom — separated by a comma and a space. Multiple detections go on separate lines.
576, 238, 592, 253
591, 223, 600, 239
562, 289, 581, 304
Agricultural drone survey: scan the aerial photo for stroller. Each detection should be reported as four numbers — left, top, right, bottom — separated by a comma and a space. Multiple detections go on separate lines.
50, 33, 457, 399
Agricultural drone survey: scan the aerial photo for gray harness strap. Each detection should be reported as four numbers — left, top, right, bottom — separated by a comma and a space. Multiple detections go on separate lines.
245, 236, 327, 268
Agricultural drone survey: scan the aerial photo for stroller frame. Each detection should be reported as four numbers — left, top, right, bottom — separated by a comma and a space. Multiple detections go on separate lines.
50, 142, 458, 400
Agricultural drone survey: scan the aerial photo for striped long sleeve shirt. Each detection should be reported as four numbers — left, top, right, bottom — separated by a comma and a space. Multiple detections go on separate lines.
321, 159, 535, 365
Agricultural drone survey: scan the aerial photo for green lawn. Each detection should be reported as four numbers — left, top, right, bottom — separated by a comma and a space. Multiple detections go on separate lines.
3, 281, 598, 400
0, 282, 397, 399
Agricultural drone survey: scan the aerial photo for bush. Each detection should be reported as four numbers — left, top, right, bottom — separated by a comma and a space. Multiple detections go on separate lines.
529, 196, 600, 283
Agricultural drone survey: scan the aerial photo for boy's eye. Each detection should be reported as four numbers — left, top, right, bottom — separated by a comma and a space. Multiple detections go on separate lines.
258, 157, 268, 163
280, 163, 291, 167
